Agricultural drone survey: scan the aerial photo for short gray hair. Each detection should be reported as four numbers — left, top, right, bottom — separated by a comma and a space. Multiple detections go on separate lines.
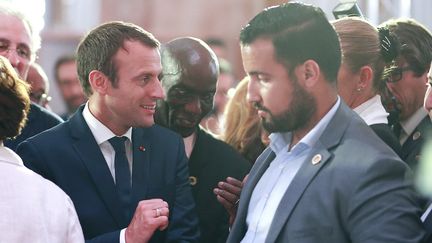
0, 2, 41, 56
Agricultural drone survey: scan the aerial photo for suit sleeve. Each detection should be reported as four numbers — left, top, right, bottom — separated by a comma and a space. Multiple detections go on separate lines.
165, 136, 200, 243
346, 157, 425, 243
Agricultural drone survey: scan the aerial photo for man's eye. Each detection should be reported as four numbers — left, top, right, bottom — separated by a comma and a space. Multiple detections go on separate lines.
17, 47, 30, 59
138, 76, 152, 86
201, 93, 214, 102
0, 42, 8, 51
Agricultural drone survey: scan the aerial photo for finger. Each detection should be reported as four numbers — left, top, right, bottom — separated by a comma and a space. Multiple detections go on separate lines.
242, 174, 249, 185
218, 181, 242, 196
155, 206, 169, 217
216, 194, 236, 211
156, 216, 169, 231
226, 177, 243, 187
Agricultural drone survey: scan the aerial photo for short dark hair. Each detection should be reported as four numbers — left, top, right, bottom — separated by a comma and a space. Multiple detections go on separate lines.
379, 18, 432, 77
54, 54, 76, 83
240, 2, 341, 83
76, 21, 160, 96
0, 56, 30, 140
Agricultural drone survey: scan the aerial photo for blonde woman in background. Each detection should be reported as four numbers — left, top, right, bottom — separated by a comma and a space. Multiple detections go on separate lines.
221, 76, 268, 164
333, 17, 402, 156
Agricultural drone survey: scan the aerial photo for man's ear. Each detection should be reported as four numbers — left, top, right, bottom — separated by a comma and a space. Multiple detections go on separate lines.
88, 70, 109, 95
358, 65, 373, 90
300, 59, 320, 88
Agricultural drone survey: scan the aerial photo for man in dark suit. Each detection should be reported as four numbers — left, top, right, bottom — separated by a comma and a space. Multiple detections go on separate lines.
0, 3, 63, 151
379, 18, 432, 170
155, 37, 251, 243
17, 21, 199, 243
226, 3, 425, 242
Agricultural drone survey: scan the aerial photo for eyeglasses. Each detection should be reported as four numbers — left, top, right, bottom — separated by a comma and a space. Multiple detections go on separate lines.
385, 66, 414, 83
30, 92, 52, 107
0, 40, 32, 61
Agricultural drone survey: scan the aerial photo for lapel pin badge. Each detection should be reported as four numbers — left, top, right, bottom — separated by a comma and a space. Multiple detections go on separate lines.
413, 131, 421, 141
138, 145, 146, 152
189, 176, 197, 186
311, 154, 322, 165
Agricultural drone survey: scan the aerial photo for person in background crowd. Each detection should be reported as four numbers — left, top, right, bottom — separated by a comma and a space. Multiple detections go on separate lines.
379, 18, 432, 170
0, 2, 62, 151
227, 3, 424, 242
156, 37, 250, 243
201, 58, 236, 135
17, 21, 199, 243
27, 62, 51, 108
221, 76, 268, 163
54, 55, 87, 119
332, 17, 402, 156
0, 55, 84, 243
204, 37, 228, 59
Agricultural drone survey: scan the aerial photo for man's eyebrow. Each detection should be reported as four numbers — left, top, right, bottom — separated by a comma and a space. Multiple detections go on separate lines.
248, 71, 270, 76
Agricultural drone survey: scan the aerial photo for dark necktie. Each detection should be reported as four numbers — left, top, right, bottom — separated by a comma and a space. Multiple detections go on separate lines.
108, 136, 132, 219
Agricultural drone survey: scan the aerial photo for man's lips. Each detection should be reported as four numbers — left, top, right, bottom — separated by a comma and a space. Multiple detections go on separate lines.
141, 104, 156, 110
175, 117, 199, 128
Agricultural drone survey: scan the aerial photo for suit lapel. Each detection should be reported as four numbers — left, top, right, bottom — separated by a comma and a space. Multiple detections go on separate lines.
265, 148, 332, 243
231, 148, 275, 240
264, 102, 351, 243
69, 108, 127, 226
401, 116, 431, 159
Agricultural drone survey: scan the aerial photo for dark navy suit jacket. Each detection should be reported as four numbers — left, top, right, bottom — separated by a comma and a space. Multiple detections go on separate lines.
17, 107, 199, 243
5, 103, 63, 151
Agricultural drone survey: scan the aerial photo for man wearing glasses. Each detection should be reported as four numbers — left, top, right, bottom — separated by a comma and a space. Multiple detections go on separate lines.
379, 18, 432, 170
0, 2, 63, 151
27, 62, 52, 109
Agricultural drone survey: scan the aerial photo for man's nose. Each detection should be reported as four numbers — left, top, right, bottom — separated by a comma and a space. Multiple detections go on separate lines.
2, 50, 20, 67
185, 97, 202, 114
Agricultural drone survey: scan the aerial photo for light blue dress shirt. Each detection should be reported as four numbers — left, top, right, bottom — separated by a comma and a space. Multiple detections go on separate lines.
241, 97, 340, 243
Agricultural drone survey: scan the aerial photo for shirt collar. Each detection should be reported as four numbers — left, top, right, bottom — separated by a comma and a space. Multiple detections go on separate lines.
353, 95, 389, 125
82, 102, 132, 145
400, 107, 428, 137
269, 96, 341, 153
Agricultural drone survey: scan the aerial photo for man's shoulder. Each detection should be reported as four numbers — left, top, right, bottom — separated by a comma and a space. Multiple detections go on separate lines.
29, 103, 63, 125
139, 124, 181, 138
195, 129, 250, 165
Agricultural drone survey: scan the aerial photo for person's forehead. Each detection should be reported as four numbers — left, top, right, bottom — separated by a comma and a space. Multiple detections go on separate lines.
0, 14, 32, 49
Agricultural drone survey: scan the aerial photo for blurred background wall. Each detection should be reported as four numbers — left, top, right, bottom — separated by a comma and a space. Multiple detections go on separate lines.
2, 0, 432, 115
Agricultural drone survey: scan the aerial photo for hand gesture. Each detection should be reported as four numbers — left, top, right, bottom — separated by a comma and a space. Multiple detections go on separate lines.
213, 175, 248, 226
125, 199, 169, 243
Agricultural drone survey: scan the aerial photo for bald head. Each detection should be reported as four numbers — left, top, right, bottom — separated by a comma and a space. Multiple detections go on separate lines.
158, 37, 219, 137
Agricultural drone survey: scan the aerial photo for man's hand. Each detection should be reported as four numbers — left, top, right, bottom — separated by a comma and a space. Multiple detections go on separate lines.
125, 199, 169, 243
213, 175, 248, 226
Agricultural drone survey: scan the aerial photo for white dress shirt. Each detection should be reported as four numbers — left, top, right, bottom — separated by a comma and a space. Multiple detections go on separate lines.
82, 103, 133, 243
241, 97, 340, 242
0, 145, 84, 243
353, 95, 389, 125
82, 103, 133, 181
